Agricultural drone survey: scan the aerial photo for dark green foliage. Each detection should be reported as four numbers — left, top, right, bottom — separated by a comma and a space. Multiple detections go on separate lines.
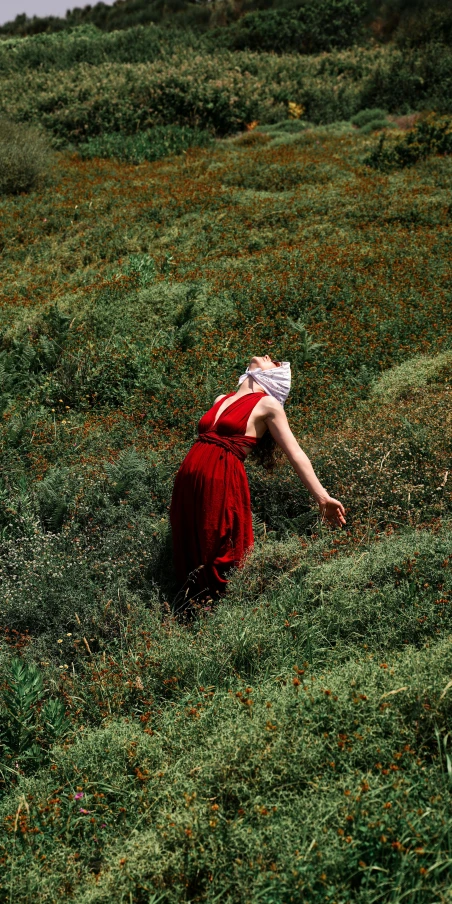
206, 0, 368, 54
3, 0, 450, 53
37, 467, 72, 532
0, 1, 210, 37
393, 0, 452, 48
0, 658, 69, 779
78, 125, 215, 164
0, 117, 52, 194
360, 42, 452, 114
350, 106, 392, 134
0, 0, 368, 47
0, 305, 71, 392
104, 449, 149, 505
260, 118, 307, 133
173, 297, 197, 351
366, 113, 452, 170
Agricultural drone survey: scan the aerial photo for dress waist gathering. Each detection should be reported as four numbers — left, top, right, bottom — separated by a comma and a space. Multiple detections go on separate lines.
195, 431, 257, 463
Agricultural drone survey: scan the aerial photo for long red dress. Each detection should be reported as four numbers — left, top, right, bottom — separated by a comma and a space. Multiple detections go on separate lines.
169, 391, 265, 605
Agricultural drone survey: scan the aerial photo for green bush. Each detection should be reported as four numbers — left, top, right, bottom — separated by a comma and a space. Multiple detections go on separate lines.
0, 24, 193, 73
350, 106, 395, 135
359, 118, 393, 134
78, 124, 215, 163
199, 0, 369, 55
360, 42, 452, 114
395, 2, 452, 48
351, 106, 388, 126
260, 119, 308, 134
366, 113, 452, 170
0, 657, 69, 780
0, 117, 52, 194
2, 42, 452, 144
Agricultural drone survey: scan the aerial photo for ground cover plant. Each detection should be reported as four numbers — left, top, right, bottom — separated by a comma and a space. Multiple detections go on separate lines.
0, 31, 451, 904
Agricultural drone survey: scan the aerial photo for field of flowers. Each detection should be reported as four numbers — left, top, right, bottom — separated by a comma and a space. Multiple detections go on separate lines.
0, 93, 451, 902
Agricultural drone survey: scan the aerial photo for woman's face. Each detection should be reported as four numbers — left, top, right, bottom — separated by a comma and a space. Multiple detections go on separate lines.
249, 355, 281, 371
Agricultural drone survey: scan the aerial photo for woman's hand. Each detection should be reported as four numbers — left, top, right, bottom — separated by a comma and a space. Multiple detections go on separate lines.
318, 495, 346, 528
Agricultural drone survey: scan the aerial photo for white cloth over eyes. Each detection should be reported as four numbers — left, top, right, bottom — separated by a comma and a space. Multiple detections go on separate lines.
238, 361, 291, 407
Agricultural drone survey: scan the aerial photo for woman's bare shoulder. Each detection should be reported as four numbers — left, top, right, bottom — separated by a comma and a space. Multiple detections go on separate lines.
256, 395, 285, 416
213, 393, 227, 404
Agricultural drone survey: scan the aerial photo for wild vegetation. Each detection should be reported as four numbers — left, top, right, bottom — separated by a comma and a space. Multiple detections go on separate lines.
2, 0, 452, 48
0, 2, 451, 901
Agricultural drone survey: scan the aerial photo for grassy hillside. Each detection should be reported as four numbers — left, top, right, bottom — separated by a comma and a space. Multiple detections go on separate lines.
0, 105, 451, 900
0, 0, 452, 891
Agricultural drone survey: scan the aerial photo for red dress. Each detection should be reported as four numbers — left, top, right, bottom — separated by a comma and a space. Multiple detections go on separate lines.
169, 391, 265, 605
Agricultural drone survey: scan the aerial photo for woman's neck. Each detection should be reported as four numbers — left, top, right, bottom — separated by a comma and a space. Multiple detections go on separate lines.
235, 375, 266, 396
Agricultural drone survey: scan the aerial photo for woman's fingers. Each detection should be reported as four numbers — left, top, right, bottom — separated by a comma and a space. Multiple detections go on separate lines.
320, 499, 346, 528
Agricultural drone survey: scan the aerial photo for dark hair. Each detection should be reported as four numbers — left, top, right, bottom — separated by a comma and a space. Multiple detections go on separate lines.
250, 428, 281, 471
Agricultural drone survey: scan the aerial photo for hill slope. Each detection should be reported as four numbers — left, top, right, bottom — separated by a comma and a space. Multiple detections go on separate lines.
0, 110, 451, 899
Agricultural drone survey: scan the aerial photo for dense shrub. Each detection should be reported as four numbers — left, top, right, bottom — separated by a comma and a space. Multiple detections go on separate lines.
0, 0, 211, 37
350, 106, 393, 132
78, 125, 215, 163
206, 0, 368, 55
366, 113, 452, 169
1, 42, 451, 145
0, 23, 197, 73
360, 41, 452, 114
3, 0, 449, 48
260, 118, 307, 134
394, 1, 452, 48
0, 117, 51, 193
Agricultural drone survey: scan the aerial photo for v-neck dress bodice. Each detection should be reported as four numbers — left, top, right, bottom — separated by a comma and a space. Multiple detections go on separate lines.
169, 391, 266, 605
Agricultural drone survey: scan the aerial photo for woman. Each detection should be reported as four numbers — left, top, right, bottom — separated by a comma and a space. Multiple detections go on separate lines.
170, 355, 346, 608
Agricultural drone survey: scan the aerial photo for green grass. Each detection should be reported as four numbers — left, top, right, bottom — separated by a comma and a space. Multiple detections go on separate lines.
0, 91, 451, 902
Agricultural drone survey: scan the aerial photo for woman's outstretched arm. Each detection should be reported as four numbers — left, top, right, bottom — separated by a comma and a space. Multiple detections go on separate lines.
263, 398, 346, 529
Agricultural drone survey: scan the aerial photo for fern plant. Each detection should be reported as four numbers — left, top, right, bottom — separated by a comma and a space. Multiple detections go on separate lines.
287, 317, 324, 364
0, 658, 70, 781
0, 305, 71, 407
37, 467, 71, 531
173, 296, 197, 351
105, 448, 149, 503
41, 697, 70, 744
1, 658, 43, 758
